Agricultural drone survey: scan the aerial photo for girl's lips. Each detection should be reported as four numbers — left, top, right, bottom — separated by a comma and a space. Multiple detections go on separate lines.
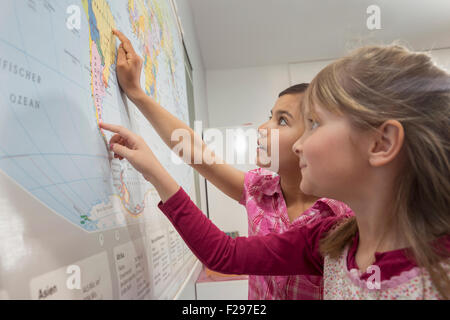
257, 140, 268, 150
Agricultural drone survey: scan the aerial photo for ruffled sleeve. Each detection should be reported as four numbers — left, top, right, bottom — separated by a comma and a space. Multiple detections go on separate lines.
239, 168, 281, 206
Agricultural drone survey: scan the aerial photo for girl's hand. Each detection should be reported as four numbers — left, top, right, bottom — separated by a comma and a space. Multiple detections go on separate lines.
99, 122, 179, 201
112, 29, 145, 101
100, 121, 159, 181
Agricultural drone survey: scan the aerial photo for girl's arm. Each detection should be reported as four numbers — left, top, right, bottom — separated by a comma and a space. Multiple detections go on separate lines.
113, 30, 245, 202
158, 187, 330, 276
99, 122, 179, 202
100, 122, 330, 276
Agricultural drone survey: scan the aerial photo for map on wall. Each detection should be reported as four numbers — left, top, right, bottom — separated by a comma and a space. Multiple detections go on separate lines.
0, 0, 192, 232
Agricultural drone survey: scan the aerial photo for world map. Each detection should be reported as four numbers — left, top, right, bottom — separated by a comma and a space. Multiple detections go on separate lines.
0, 0, 192, 232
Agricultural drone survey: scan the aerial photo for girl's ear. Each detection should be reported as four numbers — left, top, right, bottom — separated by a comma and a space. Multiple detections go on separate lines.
368, 120, 405, 167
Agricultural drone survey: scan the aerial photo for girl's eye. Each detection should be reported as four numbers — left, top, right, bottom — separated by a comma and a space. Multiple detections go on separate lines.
279, 118, 288, 126
308, 119, 319, 130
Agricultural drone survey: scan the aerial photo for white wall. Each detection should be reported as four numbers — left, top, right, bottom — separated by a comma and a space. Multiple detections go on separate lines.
288, 59, 334, 85
206, 60, 335, 128
206, 65, 291, 128
428, 48, 450, 72
203, 125, 258, 238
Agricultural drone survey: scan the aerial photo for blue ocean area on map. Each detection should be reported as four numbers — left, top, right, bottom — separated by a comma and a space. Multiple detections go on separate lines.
0, 0, 192, 232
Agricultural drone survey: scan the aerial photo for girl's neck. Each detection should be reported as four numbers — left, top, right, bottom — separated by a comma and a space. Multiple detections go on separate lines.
279, 171, 317, 209
350, 193, 408, 255
350, 158, 411, 254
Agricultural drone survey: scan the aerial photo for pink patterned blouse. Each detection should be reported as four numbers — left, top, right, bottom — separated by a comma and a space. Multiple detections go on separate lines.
239, 168, 352, 300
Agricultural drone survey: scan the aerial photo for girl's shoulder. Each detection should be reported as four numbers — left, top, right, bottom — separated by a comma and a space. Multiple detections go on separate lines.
245, 168, 279, 185
288, 198, 353, 229
313, 198, 354, 218
297, 206, 352, 235
241, 168, 281, 200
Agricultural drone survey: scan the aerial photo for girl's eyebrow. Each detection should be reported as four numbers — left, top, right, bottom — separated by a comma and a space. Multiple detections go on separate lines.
272, 110, 293, 119
303, 105, 321, 119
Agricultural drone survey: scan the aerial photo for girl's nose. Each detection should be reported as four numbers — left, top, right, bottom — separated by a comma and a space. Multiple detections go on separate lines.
258, 124, 269, 138
292, 137, 303, 156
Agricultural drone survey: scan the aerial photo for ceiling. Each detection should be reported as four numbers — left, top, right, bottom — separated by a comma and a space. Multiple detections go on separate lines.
187, 0, 450, 69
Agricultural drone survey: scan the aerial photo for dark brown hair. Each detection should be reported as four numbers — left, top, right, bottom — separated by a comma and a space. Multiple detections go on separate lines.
279, 83, 309, 97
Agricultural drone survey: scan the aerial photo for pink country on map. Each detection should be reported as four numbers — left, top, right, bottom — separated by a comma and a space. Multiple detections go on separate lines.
91, 42, 107, 124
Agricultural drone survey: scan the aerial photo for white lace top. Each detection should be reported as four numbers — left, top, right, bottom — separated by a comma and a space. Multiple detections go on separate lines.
324, 246, 447, 300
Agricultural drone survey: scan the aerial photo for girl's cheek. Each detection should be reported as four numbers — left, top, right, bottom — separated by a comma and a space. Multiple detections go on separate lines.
296, 123, 306, 138
277, 133, 293, 156
302, 138, 317, 162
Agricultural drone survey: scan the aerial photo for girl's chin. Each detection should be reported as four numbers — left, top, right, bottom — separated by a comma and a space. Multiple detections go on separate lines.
256, 160, 270, 168
256, 159, 280, 174
256, 154, 271, 168
299, 180, 313, 195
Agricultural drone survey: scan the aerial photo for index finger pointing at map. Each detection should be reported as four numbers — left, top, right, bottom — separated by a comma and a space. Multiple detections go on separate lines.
117, 45, 127, 65
113, 29, 136, 54
99, 122, 136, 143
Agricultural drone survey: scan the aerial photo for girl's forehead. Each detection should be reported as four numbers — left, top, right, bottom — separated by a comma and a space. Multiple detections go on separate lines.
273, 94, 304, 114
301, 100, 319, 117
303, 101, 343, 123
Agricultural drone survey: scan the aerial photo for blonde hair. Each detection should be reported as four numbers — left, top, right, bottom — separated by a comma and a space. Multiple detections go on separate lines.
304, 45, 450, 298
